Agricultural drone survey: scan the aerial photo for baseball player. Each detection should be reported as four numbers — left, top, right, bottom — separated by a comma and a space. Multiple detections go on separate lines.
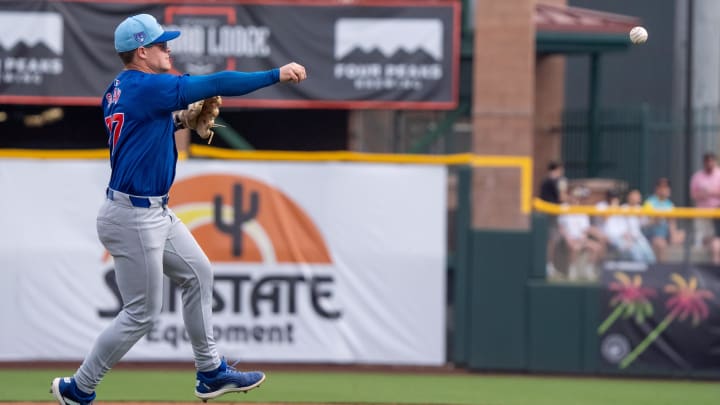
50, 14, 307, 405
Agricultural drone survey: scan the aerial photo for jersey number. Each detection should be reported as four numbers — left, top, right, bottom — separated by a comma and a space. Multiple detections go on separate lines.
104, 113, 124, 154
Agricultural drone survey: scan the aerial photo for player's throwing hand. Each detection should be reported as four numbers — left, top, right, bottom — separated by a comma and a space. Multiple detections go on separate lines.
279, 62, 307, 84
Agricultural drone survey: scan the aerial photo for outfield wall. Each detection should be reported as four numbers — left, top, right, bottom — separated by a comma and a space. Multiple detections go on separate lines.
451, 169, 720, 378
4, 151, 715, 378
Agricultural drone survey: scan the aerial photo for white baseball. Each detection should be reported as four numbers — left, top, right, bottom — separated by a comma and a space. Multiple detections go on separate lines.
629, 26, 648, 44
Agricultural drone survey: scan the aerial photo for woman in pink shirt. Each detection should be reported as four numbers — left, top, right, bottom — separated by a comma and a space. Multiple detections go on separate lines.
690, 152, 720, 264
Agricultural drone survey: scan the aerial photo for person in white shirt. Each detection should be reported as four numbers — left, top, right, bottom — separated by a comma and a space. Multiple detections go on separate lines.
557, 186, 605, 280
599, 190, 655, 263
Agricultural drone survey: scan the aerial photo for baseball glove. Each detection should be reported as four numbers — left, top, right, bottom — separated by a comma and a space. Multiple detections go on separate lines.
174, 96, 222, 144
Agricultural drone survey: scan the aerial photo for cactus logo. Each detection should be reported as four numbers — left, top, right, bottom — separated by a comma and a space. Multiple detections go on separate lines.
169, 174, 331, 264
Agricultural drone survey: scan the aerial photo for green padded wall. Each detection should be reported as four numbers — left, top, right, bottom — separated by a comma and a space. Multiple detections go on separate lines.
468, 231, 530, 370
528, 282, 583, 372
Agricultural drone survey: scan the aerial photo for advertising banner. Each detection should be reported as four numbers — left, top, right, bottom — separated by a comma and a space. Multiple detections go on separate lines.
0, 159, 447, 365
597, 262, 720, 371
0, 0, 460, 109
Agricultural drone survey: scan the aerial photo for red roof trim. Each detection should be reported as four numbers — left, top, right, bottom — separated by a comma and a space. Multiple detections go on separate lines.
535, 3, 641, 34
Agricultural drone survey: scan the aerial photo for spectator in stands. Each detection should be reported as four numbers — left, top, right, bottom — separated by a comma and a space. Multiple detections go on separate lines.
539, 161, 568, 278
625, 189, 647, 231
690, 154, 720, 264
644, 178, 686, 262
539, 161, 568, 204
599, 189, 655, 263
557, 186, 605, 281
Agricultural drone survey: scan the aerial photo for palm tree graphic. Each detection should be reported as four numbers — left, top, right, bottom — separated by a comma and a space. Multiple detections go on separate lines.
598, 272, 656, 335
619, 273, 715, 369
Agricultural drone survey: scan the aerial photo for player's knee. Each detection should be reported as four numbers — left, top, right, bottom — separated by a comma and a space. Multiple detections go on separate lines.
124, 306, 163, 331
178, 261, 214, 292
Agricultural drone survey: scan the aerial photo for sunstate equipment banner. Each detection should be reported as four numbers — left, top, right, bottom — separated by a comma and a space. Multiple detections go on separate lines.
0, 0, 460, 109
0, 159, 447, 365
597, 262, 720, 372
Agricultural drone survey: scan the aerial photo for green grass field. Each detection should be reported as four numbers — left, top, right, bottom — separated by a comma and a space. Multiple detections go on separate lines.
1, 369, 718, 405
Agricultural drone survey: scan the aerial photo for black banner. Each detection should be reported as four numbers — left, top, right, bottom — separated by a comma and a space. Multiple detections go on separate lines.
598, 262, 720, 371
0, 0, 460, 109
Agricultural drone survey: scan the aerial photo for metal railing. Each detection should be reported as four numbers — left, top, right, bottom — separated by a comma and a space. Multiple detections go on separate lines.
562, 105, 720, 206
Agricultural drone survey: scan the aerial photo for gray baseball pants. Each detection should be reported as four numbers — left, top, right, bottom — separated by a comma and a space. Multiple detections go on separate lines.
74, 190, 220, 393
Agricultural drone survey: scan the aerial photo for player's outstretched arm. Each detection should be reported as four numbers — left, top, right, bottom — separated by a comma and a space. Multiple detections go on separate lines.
180, 63, 308, 105
173, 62, 308, 143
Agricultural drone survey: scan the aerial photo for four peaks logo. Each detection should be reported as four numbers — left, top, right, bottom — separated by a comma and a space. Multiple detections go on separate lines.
0, 11, 64, 85
335, 18, 442, 61
171, 174, 331, 264
333, 18, 445, 91
0, 12, 63, 54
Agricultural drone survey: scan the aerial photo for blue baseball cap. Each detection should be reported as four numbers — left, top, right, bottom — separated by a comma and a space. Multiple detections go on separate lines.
114, 14, 180, 52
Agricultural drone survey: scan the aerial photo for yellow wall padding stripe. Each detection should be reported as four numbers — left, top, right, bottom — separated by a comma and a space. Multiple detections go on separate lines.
0, 147, 532, 214
469, 155, 532, 214
189, 145, 474, 164
534, 198, 720, 219
189, 146, 533, 213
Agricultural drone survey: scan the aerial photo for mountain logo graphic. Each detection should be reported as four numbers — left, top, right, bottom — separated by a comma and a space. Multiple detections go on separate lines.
170, 174, 331, 264
0, 12, 63, 54
334, 18, 442, 61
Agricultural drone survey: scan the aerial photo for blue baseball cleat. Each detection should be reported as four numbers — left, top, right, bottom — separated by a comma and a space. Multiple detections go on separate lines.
50, 377, 96, 405
195, 358, 266, 401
